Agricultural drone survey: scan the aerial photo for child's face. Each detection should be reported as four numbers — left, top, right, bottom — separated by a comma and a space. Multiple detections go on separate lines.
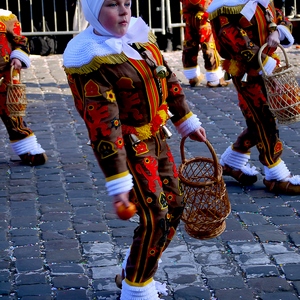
99, 0, 131, 37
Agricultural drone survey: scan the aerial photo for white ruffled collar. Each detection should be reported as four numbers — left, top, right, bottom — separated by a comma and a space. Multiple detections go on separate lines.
0, 9, 12, 17
63, 17, 150, 69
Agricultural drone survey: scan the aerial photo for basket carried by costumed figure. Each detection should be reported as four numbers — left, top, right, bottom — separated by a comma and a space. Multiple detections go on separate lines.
6, 66, 27, 117
178, 137, 231, 240
258, 43, 300, 125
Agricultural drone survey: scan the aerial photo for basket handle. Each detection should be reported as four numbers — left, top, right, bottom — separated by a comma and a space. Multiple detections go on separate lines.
10, 66, 22, 84
180, 136, 220, 179
258, 43, 289, 77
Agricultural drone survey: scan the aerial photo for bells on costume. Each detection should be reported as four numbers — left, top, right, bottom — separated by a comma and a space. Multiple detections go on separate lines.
161, 125, 172, 139
129, 134, 141, 146
268, 22, 277, 33
154, 66, 168, 79
241, 72, 248, 86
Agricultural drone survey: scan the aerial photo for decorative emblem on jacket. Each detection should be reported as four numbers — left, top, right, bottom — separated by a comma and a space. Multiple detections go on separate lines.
135, 156, 162, 192
0, 22, 6, 33
84, 80, 101, 97
97, 140, 117, 159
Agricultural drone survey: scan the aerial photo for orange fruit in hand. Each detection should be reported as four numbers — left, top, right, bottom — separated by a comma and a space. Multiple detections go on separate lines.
116, 202, 137, 220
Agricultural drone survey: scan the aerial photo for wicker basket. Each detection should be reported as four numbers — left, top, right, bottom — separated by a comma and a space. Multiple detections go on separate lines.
6, 66, 27, 117
178, 137, 231, 240
258, 43, 300, 125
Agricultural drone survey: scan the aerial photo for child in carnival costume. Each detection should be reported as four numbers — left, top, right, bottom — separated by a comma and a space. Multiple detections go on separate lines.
0, 9, 47, 166
63, 0, 207, 298
207, 0, 300, 194
181, 0, 230, 87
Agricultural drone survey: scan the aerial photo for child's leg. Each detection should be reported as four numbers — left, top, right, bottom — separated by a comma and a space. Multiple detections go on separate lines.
121, 133, 183, 297
0, 73, 47, 166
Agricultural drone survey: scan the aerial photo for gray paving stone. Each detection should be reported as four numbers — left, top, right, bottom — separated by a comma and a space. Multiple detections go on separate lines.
15, 258, 44, 272
242, 265, 280, 278
16, 284, 52, 297
247, 277, 294, 292
52, 274, 89, 289
259, 292, 299, 300
214, 288, 256, 300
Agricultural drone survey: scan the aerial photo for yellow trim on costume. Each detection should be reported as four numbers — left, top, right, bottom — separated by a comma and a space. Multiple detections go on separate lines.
174, 111, 193, 127
268, 159, 282, 168
105, 170, 130, 182
64, 32, 157, 75
124, 277, 154, 287
230, 145, 251, 156
10, 133, 35, 144
208, 5, 245, 20
135, 105, 168, 140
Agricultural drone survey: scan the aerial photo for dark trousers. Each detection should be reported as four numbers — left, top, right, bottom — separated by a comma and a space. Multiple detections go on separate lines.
125, 131, 184, 283
232, 75, 283, 167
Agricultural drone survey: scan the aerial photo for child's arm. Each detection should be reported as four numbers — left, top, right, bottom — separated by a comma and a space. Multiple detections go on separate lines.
6, 13, 30, 68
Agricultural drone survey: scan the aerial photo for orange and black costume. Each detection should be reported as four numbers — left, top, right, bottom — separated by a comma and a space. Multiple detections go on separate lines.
63, 22, 202, 287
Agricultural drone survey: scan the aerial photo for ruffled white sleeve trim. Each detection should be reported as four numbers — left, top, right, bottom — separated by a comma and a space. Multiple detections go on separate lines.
105, 173, 133, 196
259, 56, 277, 75
10, 50, 30, 68
175, 114, 202, 137
277, 25, 294, 48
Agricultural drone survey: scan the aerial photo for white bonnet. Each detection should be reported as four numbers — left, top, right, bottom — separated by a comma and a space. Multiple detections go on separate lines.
81, 0, 111, 36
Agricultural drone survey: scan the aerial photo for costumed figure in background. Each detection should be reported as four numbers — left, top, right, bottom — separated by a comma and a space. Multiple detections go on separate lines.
0, 9, 47, 166
181, 0, 230, 87
207, 0, 300, 194
63, 0, 207, 298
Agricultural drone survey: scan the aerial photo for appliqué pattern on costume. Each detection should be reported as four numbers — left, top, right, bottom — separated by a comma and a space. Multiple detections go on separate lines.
87, 104, 111, 138
135, 156, 162, 192
133, 141, 149, 156
159, 192, 168, 209
84, 80, 102, 97
97, 140, 117, 159
13, 21, 21, 35
105, 89, 116, 102
166, 147, 178, 177
115, 137, 124, 149
111, 117, 121, 129
274, 141, 283, 154
0, 22, 6, 33
169, 83, 182, 96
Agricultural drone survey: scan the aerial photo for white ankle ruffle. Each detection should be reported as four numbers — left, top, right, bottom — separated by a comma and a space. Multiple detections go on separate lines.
10, 135, 45, 155
264, 160, 291, 181
120, 279, 160, 300
221, 146, 259, 175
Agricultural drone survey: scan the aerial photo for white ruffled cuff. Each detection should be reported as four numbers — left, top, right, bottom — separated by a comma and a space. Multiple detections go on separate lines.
11, 135, 45, 155
175, 114, 202, 137
120, 279, 160, 300
10, 50, 31, 68
277, 25, 294, 48
183, 65, 201, 80
205, 67, 223, 82
105, 173, 133, 196
264, 160, 290, 181
259, 56, 277, 75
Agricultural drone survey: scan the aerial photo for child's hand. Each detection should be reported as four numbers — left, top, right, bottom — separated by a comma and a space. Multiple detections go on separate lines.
113, 192, 130, 211
267, 30, 280, 48
189, 127, 206, 142
11, 58, 22, 70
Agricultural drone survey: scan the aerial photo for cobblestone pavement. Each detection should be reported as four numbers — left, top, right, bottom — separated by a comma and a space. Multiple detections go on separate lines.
0, 46, 300, 300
